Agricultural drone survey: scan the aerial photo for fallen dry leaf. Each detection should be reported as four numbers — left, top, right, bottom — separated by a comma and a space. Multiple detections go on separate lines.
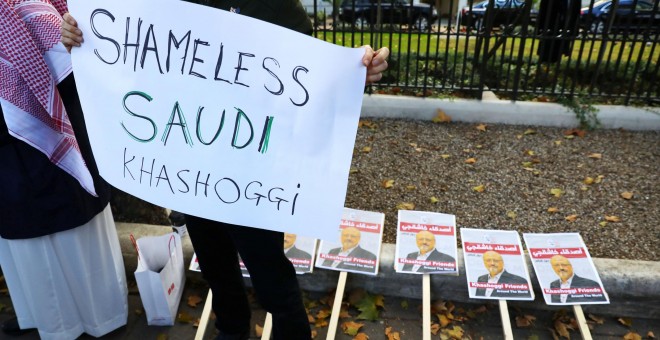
564, 128, 587, 137
432, 109, 452, 123
618, 317, 633, 327
358, 120, 378, 129
429, 196, 439, 204
599, 221, 608, 227
361, 146, 371, 153
311, 329, 317, 339
623, 332, 642, 340
648, 331, 655, 338
316, 309, 331, 319
382, 179, 395, 189
587, 153, 602, 159
620, 192, 634, 200
594, 175, 605, 183
341, 321, 364, 336
524, 129, 536, 135
396, 202, 415, 210
465, 158, 477, 164
353, 333, 369, 340
507, 211, 517, 219
406, 185, 417, 190
587, 314, 604, 325
565, 215, 578, 222
550, 188, 564, 198
476, 124, 487, 132
441, 154, 451, 159
605, 215, 621, 222
548, 207, 560, 213
255, 324, 263, 337
156, 334, 168, 340
473, 185, 485, 193
584, 177, 594, 185
431, 323, 440, 335
554, 320, 570, 338
554, 140, 562, 145
187, 294, 203, 308
442, 325, 464, 339
516, 314, 536, 328
387, 331, 401, 340
438, 314, 451, 327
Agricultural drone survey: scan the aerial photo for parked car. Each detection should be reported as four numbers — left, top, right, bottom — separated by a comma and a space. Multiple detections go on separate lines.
300, 0, 334, 17
580, 0, 660, 34
338, 0, 438, 31
459, 0, 537, 31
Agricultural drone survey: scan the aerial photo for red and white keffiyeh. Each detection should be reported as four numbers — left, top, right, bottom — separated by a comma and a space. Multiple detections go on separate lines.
0, 0, 96, 196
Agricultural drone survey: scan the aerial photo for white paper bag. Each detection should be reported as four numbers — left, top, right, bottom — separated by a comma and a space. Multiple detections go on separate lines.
134, 232, 185, 326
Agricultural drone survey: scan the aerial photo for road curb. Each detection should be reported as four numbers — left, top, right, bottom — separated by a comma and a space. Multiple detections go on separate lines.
117, 222, 660, 318
361, 94, 660, 131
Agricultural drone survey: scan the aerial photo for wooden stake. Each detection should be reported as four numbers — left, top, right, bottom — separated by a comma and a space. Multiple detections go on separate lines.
573, 305, 593, 340
498, 300, 513, 340
326, 271, 348, 340
194, 289, 214, 340
423, 274, 431, 340
261, 313, 273, 340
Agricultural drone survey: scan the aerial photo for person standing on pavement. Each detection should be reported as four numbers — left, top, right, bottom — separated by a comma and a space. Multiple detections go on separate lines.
0, 1, 128, 338
60, 1, 389, 339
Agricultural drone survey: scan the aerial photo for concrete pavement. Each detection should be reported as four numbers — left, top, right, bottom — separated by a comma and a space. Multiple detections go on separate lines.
118, 222, 660, 322
3, 95, 656, 339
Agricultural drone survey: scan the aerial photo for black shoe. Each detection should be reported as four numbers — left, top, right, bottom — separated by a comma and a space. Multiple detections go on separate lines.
214, 330, 249, 340
1, 317, 36, 336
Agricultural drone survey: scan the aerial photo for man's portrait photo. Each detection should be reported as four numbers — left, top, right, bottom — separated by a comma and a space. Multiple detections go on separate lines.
320, 226, 377, 272
549, 255, 607, 303
401, 230, 455, 273
475, 251, 531, 298
283, 233, 312, 261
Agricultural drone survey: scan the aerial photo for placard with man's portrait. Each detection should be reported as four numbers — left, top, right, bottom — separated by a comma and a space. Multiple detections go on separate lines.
283, 233, 317, 274
394, 210, 458, 275
461, 228, 535, 301
523, 233, 609, 305
315, 208, 384, 275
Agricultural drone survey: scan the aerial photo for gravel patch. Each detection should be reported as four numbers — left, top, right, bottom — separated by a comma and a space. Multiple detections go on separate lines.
345, 118, 659, 262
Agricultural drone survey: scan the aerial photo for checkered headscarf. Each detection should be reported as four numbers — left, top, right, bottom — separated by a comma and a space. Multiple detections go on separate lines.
0, 0, 96, 196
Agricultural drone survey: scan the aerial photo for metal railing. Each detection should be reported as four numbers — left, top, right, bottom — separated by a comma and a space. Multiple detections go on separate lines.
307, 0, 659, 106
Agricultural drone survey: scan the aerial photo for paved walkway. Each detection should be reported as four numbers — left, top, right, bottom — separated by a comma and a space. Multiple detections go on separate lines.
1, 96, 658, 339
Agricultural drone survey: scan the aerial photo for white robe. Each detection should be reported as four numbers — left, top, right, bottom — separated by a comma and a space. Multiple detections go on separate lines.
0, 205, 128, 340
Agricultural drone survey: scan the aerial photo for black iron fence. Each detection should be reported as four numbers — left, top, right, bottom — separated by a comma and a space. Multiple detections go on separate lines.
307, 0, 659, 106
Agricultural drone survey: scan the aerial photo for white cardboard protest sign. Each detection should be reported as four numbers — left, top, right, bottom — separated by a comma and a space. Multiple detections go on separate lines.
315, 208, 384, 275
523, 233, 609, 305
69, 0, 366, 242
394, 210, 458, 275
460, 228, 535, 301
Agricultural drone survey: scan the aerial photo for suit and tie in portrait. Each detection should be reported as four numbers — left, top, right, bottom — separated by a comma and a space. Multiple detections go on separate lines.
549, 255, 607, 303
474, 251, 532, 298
400, 231, 455, 273
320, 227, 378, 273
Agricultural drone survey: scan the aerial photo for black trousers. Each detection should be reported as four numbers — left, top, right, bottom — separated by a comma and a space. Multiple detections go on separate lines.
185, 215, 311, 340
